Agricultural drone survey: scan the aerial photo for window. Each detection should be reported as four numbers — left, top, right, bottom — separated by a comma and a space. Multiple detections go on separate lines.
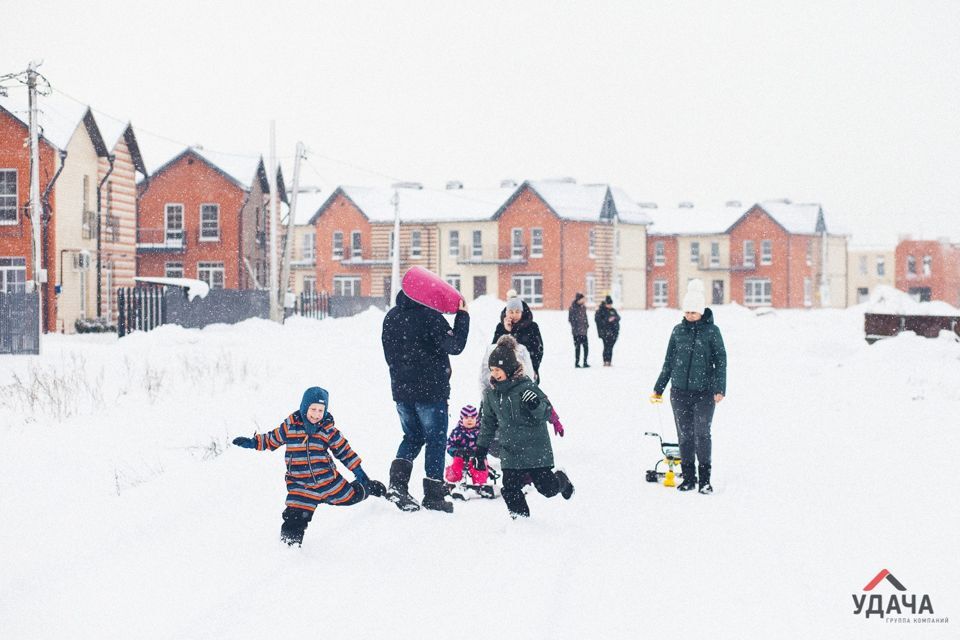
302, 232, 315, 262
531, 228, 543, 258
445, 274, 461, 291
710, 242, 720, 267
333, 275, 361, 296
585, 274, 596, 306
512, 228, 524, 258
106, 182, 120, 241
588, 229, 597, 258
615, 230, 621, 257
761, 239, 772, 265
303, 276, 316, 295
922, 255, 932, 277
906, 255, 916, 275
511, 274, 543, 306
690, 241, 700, 264
449, 230, 459, 257
653, 280, 668, 307
857, 287, 869, 303
351, 231, 362, 259
200, 204, 219, 241
0, 257, 26, 292
197, 262, 225, 289
332, 231, 344, 259
411, 231, 422, 258
806, 240, 813, 266
859, 256, 867, 276
654, 241, 665, 266
743, 240, 755, 267
0, 169, 17, 224
744, 278, 772, 305
804, 277, 812, 307
471, 230, 483, 258
82, 175, 90, 212
165, 262, 184, 278
876, 256, 885, 277
165, 204, 184, 243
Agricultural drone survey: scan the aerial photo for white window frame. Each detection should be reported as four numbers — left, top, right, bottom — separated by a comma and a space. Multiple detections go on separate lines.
333, 275, 361, 297
653, 280, 668, 307
806, 240, 813, 266
511, 274, 543, 307
531, 227, 543, 258
350, 230, 362, 259
512, 227, 524, 258
588, 229, 597, 258
165, 262, 184, 278
0, 169, 17, 225
165, 204, 184, 244
197, 262, 225, 290
449, 230, 460, 257
743, 240, 755, 267
472, 230, 483, 258
744, 278, 772, 306
411, 230, 422, 258
922, 255, 932, 277
445, 274, 461, 292
585, 273, 596, 306
0, 257, 27, 293
906, 255, 916, 275
302, 232, 315, 262
876, 256, 885, 277
858, 255, 867, 276
710, 242, 720, 267
654, 241, 665, 266
200, 203, 220, 241
302, 276, 316, 295
761, 239, 772, 265
690, 241, 700, 264
804, 277, 812, 307
332, 231, 344, 260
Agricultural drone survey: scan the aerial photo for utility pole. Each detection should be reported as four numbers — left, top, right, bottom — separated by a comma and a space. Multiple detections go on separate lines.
268, 121, 279, 321
390, 188, 400, 306
27, 61, 44, 347
278, 142, 304, 317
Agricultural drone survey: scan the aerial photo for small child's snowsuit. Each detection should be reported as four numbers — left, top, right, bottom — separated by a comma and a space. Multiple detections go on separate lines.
445, 413, 488, 485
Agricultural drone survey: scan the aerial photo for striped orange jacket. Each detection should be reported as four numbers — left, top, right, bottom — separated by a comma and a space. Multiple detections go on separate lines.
254, 412, 361, 487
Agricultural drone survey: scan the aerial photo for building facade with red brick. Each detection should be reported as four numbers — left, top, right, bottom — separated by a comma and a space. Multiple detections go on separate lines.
895, 238, 960, 306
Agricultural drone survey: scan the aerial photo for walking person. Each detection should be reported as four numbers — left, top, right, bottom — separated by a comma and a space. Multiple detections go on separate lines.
567, 292, 590, 368
595, 295, 621, 366
493, 296, 544, 381
382, 289, 470, 513
650, 280, 726, 494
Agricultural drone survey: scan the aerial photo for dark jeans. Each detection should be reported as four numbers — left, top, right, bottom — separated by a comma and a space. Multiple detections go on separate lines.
601, 336, 617, 363
502, 467, 560, 518
670, 389, 715, 483
573, 335, 589, 365
395, 402, 448, 480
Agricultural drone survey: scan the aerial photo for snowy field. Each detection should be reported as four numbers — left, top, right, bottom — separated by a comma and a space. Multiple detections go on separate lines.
1, 296, 958, 639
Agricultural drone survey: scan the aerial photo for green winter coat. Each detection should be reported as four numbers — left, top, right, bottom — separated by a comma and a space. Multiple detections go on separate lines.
479, 375, 554, 470
654, 308, 727, 396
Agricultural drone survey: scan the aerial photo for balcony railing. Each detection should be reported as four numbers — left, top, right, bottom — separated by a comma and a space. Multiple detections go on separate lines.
337, 247, 400, 266
136, 227, 187, 252
456, 244, 527, 265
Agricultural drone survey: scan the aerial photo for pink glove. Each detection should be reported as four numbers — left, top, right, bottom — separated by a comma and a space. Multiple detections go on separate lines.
549, 407, 565, 437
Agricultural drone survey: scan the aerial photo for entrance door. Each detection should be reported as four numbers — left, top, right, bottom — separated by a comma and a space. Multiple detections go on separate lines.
473, 276, 487, 299
712, 280, 724, 305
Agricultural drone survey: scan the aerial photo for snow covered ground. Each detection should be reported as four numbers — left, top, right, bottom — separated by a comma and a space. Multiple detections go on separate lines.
1, 297, 957, 639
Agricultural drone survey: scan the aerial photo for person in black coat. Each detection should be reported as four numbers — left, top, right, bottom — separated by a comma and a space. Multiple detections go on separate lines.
567, 292, 590, 368
492, 296, 544, 381
595, 295, 621, 366
381, 290, 470, 513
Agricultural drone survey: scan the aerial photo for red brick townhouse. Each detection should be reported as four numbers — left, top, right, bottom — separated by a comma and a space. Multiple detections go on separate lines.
895, 238, 960, 305
0, 100, 60, 332
136, 148, 275, 290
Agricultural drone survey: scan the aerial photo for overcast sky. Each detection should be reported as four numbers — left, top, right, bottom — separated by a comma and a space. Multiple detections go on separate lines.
6, 0, 960, 246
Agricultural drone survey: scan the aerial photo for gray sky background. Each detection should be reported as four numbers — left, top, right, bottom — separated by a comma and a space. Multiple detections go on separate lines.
5, 0, 959, 246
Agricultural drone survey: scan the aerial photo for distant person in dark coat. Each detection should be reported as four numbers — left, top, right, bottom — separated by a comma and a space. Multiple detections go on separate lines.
492, 296, 544, 381
567, 292, 590, 368
595, 295, 621, 366
650, 280, 726, 495
381, 290, 470, 513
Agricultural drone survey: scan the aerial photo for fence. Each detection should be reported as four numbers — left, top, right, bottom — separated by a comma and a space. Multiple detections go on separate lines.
864, 312, 960, 343
0, 291, 40, 355
290, 291, 329, 320
118, 285, 166, 337
164, 289, 270, 329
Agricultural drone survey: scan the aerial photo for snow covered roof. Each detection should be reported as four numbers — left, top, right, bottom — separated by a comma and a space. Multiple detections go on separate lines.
610, 187, 652, 225
141, 146, 266, 192
291, 188, 327, 225
749, 200, 826, 235
309, 185, 515, 225
0, 86, 98, 153
133, 277, 209, 301
647, 203, 749, 235
523, 180, 610, 221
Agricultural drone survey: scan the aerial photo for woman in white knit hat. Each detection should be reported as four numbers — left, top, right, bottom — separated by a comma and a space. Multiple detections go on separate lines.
650, 279, 727, 494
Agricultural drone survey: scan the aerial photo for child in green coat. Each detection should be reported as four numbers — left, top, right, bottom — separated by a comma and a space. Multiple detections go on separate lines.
473, 336, 574, 518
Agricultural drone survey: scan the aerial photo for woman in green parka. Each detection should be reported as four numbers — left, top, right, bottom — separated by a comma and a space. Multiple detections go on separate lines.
651, 279, 726, 494
473, 335, 574, 518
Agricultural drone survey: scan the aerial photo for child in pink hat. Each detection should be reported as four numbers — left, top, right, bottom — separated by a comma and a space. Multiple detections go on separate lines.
444, 405, 490, 488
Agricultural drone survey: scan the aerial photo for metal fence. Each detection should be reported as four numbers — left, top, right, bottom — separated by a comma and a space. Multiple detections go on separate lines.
118, 285, 166, 337
289, 291, 330, 320
164, 289, 270, 329
0, 291, 40, 355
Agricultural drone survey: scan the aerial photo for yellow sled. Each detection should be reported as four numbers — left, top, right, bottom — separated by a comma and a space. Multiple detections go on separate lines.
643, 431, 683, 486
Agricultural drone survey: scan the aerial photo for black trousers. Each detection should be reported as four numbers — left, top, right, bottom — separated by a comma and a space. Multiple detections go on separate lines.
669, 389, 715, 483
601, 336, 617, 363
573, 335, 589, 365
502, 467, 560, 518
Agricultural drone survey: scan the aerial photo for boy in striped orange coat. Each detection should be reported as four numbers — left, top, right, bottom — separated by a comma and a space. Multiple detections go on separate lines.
233, 387, 385, 546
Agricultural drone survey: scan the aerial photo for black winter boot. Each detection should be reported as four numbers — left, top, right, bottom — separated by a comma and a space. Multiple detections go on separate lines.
280, 508, 312, 547
386, 458, 420, 512
422, 478, 454, 513
555, 470, 575, 500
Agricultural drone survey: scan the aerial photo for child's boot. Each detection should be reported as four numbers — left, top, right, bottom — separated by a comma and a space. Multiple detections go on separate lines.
422, 478, 454, 513
386, 458, 421, 512
280, 508, 312, 547
444, 457, 465, 483
555, 469, 575, 500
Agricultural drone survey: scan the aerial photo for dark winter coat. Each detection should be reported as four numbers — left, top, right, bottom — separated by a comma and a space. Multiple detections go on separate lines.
478, 374, 553, 470
446, 424, 481, 458
595, 304, 621, 341
382, 290, 470, 403
654, 308, 727, 396
568, 301, 589, 337
493, 301, 544, 376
